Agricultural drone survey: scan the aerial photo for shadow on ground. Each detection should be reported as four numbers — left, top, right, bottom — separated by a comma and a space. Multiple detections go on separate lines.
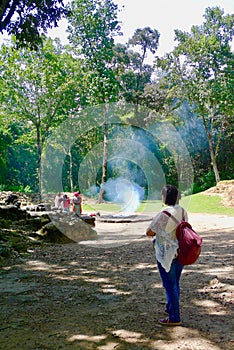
0, 226, 233, 350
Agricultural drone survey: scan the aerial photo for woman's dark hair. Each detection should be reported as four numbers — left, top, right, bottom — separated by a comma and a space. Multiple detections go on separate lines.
161, 185, 181, 206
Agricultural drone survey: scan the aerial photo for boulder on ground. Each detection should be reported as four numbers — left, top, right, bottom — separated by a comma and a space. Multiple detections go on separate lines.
37, 216, 97, 243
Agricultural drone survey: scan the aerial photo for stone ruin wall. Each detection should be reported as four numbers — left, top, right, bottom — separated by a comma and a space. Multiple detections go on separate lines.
0, 192, 55, 207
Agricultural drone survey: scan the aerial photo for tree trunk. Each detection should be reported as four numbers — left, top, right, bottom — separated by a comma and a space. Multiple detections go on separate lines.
37, 125, 42, 200
98, 105, 108, 203
202, 114, 220, 184
207, 134, 220, 184
68, 147, 74, 192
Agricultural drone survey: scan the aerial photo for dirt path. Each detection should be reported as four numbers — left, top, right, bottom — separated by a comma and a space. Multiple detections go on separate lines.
0, 213, 233, 350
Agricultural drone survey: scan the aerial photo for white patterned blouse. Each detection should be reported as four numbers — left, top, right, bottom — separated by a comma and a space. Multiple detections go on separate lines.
148, 205, 188, 272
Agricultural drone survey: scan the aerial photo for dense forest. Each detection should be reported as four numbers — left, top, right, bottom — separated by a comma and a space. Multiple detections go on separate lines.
0, 0, 233, 199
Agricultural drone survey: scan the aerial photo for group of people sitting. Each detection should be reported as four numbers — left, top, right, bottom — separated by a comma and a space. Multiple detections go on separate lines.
54, 192, 82, 215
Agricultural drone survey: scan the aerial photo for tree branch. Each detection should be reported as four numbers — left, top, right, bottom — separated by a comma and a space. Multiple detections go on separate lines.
0, 0, 19, 30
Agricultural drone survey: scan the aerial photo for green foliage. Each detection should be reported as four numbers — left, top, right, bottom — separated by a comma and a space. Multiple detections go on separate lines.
0, 245, 12, 258
67, 0, 124, 201
114, 28, 160, 117
68, 0, 121, 104
0, 37, 84, 192
0, 127, 11, 183
0, 0, 67, 49
193, 171, 216, 193
0, 5, 233, 194
156, 7, 234, 184
128, 27, 160, 58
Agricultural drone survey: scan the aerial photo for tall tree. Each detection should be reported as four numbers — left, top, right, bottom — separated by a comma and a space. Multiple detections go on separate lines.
128, 27, 160, 65
0, 121, 10, 185
0, 0, 67, 49
67, 0, 121, 202
0, 37, 84, 193
126, 27, 160, 119
157, 7, 234, 184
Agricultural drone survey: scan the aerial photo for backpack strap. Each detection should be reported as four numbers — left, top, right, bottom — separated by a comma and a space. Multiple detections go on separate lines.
182, 208, 185, 221
163, 209, 185, 224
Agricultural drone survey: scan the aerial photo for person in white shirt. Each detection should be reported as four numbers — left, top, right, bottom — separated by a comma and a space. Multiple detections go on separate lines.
146, 184, 188, 326
54, 192, 63, 209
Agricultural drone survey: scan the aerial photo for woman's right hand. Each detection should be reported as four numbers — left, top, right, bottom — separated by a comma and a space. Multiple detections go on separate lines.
146, 228, 156, 237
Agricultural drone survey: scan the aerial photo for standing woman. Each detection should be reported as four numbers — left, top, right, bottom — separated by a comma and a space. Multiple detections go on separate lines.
146, 184, 188, 326
72, 192, 82, 216
63, 194, 71, 213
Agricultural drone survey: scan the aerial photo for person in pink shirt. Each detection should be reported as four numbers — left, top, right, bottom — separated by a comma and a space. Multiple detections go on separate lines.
63, 194, 71, 213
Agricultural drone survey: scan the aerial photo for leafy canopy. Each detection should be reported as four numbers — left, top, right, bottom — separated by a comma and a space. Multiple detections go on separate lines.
0, 0, 67, 49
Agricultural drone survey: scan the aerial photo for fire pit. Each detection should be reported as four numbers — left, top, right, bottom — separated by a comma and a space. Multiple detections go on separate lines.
96, 214, 152, 223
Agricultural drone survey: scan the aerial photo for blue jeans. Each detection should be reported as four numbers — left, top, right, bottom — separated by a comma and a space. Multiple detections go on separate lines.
157, 259, 184, 322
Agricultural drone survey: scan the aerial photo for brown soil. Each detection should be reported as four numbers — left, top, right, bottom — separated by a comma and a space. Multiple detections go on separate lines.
204, 180, 234, 207
0, 211, 233, 350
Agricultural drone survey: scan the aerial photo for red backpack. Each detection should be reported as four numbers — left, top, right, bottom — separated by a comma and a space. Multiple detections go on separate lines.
163, 209, 202, 265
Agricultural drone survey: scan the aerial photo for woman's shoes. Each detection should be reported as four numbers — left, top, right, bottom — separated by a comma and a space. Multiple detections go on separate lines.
158, 317, 182, 326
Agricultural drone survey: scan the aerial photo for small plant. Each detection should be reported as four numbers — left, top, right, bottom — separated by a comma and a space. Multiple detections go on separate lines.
24, 185, 32, 193
0, 245, 13, 258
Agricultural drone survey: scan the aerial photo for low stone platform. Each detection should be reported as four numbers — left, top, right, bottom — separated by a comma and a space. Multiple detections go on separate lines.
96, 214, 152, 223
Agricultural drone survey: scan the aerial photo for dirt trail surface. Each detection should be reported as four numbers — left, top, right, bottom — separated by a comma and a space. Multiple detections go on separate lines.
0, 213, 233, 350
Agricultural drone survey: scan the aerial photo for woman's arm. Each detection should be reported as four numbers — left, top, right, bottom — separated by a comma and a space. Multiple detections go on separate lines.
146, 211, 162, 237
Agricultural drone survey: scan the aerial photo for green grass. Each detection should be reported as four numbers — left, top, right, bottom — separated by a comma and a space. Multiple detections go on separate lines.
83, 193, 234, 216
83, 202, 122, 213
181, 193, 234, 216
